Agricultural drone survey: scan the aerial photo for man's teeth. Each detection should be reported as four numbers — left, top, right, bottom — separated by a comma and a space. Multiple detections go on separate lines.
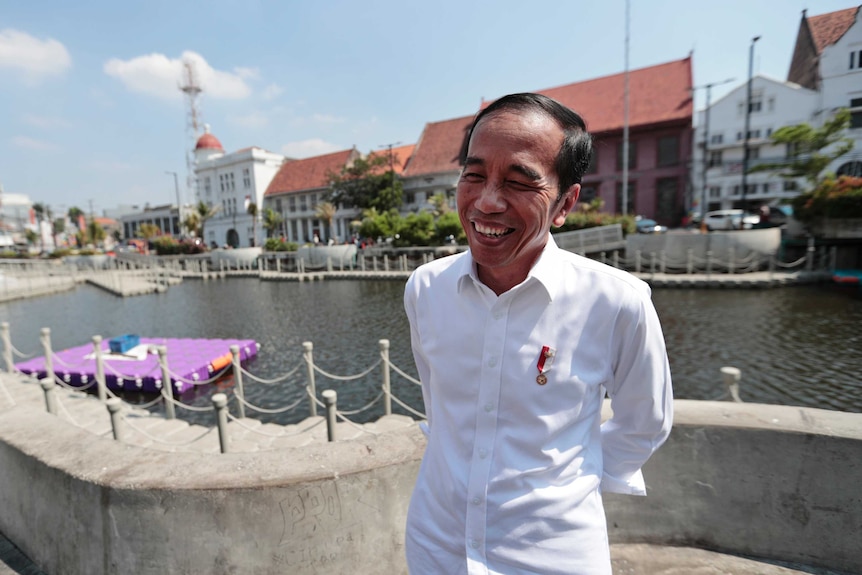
475, 223, 511, 237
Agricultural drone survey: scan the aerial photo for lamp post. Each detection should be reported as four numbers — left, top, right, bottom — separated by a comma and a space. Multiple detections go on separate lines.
741, 35, 761, 215
165, 171, 181, 236
692, 77, 735, 229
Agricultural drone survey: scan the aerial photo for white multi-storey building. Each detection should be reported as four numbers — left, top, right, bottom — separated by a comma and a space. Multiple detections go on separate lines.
693, 5, 862, 215
193, 126, 285, 248
692, 75, 819, 213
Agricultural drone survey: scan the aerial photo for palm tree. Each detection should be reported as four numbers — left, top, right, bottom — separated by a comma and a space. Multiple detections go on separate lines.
315, 201, 337, 241
195, 201, 220, 246
247, 201, 259, 247
182, 212, 201, 239
137, 223, 161, 240
262, 208, 283, 239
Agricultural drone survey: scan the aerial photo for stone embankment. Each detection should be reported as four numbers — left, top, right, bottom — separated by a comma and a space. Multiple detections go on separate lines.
1, 367, 860, 575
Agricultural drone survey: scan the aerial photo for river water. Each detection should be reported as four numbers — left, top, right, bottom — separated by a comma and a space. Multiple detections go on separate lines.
1, 277, 860, 425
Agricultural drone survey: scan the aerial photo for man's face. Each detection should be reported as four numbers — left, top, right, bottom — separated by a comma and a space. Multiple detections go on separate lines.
457, 110, 578, 293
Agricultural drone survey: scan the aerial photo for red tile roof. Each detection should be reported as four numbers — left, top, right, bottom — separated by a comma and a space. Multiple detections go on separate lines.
485, 57, 693, 135
265, 148, 359, 196
402, 115, 474, 177
368, 143, 416, 175
807, 6, 859, 54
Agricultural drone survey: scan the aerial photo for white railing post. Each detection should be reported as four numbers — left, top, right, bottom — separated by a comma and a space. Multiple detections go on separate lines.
380, 339, 392, 416
230, 345, 245, 419
303, 341, 317, 417
40, 377, 57, 415
40, 328, 55, 387
93, 335, 106, 402
806, 236, 815, 272
706, 250, 713, 276
729, 247, 736, 275
156, 345, 176, 419
687, 249, 693, 274
107, 398, 124, 441
212, 393, 229, 453
323, 389, 337, 442
720, 366, 742, 402
1, 322, 13, 374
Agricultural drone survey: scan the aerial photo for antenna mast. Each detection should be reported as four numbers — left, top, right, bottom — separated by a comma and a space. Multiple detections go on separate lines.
180, 59, 203, 206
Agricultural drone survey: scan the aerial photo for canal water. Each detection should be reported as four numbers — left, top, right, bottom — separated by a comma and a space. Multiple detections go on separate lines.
1, 277, 860, 425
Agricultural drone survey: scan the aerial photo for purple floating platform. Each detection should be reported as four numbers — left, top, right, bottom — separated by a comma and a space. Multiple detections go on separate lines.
16, 337, 259, 394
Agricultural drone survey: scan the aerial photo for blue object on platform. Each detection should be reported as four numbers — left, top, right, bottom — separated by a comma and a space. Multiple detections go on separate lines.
109, 334, 140, 354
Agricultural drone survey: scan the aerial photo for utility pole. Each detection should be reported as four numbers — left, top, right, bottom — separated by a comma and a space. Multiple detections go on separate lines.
379, 141, 402, 203
741, 36, 761, 215
166, 171, 181, 236
621, 0, 631, 216
692, 77, 735, 229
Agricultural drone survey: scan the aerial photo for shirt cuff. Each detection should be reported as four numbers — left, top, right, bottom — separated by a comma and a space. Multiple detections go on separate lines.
600, 469, 647, 496
418, 421, 430, 438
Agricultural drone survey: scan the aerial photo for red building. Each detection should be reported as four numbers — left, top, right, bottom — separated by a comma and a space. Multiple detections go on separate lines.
528, 56, 693, 225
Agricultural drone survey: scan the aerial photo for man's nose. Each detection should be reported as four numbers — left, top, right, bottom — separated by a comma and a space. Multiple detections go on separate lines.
474, 181, 506, 213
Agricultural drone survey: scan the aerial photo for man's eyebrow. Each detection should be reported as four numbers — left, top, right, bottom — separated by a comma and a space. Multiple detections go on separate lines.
463, 156, 484, 167
510, 164, 542, 181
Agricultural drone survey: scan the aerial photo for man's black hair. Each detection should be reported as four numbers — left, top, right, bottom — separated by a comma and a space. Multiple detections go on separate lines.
460, 93, 593, 197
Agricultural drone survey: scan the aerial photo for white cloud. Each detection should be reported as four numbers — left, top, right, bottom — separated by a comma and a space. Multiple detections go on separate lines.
0, 29, 71, 82
234, 66, 259, 80
261, 83, 283, 101
229, 111, 269, 128
281, 138, 342, 158
22, 114, 72, 129
11, 136, 59, 151
312, 113, 345, 125
103, 50, 251, 101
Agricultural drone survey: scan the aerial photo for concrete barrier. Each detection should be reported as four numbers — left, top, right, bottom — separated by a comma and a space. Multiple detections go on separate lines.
1, 400, 860, 574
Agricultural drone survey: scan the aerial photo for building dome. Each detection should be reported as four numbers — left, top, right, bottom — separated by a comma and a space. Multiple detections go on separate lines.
195, 125, 223, 151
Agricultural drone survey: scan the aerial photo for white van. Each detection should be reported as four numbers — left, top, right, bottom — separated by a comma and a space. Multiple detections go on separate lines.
704, 209, 760, 231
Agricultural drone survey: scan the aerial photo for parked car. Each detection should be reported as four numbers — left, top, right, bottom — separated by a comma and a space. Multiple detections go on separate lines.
703, 209, 760, 231
635, 217, 668, 234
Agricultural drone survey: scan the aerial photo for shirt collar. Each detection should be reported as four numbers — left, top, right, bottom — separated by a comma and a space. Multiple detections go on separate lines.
456, 234, 563, 301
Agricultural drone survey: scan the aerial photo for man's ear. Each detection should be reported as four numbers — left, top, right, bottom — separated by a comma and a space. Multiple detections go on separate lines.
552, 184, 580, 227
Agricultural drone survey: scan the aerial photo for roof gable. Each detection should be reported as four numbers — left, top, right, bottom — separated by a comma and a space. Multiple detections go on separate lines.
808, 6, 859, 54
402, 115, 474, 177
368, 143, 416, 175
524, 57, 693, 134
265, 149, 358, 196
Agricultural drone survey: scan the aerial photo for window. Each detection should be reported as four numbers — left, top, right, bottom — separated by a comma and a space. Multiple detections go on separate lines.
243, 168, 251, 189
288, 196, 296, 212
746, 147, 760, 160
616, 141, 637, 170
710, 134, 723, 145
615, 180, 636, 215
851, 51, 856, 69
275, 199, 282, 212
837, 161, 862, 177
732, 185, 741, 197
786, 142, 803, 158
851, 98, 862, 129
585, 149, 598, 174
736, 131, 744, 141
709, 186, 721, 198
783, 180, 798, 191
708, 150, 723, 168
747, 129, 761, 139
219, 174, 225, 192
657, 136, 679, 167
766, 128, 772, 137
768, 97, 775, 112
228, 173, 236, 191
655, 178, 678, 222
204, 177, 211, 196
579, 186, 597, 203
748, 94, 763, 113
404, 192, 416, 204
299, 195, 307, 212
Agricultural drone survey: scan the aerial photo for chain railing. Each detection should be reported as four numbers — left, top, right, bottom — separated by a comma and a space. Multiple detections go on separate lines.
2, 324, 426, 453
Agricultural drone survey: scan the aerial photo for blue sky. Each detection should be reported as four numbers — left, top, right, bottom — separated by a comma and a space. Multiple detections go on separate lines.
0, 0, 856, 215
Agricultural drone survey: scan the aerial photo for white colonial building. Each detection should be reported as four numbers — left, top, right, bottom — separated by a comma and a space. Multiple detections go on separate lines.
693, 5, 862, 215
193, 126, 285, 248
692, 75, 819, 213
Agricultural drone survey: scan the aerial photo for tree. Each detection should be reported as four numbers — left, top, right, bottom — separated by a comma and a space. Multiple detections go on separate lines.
195, 201, 220, 245
32, 202, 46, 252
262, 207, 283, 239
429, 192, 453, 217
327, 154, 402, 212
247, 201, 259, 246
182, 212, 201, 239
137, 223, 161, 240
68, 206, 84, 225
315, 201, 337, 241
750, 108, 854, 188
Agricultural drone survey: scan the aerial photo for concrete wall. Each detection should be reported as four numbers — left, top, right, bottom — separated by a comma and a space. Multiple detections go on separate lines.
1, 400, 860, 574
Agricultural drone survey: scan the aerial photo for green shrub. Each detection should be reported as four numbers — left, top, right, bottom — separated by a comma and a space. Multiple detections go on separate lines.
791, 176, 862, 223
264, 238, 297, 252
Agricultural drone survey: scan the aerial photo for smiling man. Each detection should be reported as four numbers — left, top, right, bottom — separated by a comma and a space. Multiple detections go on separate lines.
403, 93, 673, 574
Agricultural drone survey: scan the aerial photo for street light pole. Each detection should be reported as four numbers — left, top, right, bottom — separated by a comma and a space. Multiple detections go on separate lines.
165, 171, 181, 236
692, 77, 735, 228
741, 35, 761, 215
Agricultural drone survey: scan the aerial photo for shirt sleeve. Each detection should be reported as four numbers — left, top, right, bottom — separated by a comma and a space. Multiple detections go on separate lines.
600, 285, 673, 495
404, 272, 433, 436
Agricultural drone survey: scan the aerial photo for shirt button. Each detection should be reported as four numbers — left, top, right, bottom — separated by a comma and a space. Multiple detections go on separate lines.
472, 497, 481, 505
478, 448, 488, 459
488, 357, 497, 367
470, 539, 480, 549
493, 310, 503, 320
484, 403, 494, 412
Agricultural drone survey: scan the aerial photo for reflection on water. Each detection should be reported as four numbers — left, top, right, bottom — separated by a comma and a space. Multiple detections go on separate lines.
1, 278, 860, 424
